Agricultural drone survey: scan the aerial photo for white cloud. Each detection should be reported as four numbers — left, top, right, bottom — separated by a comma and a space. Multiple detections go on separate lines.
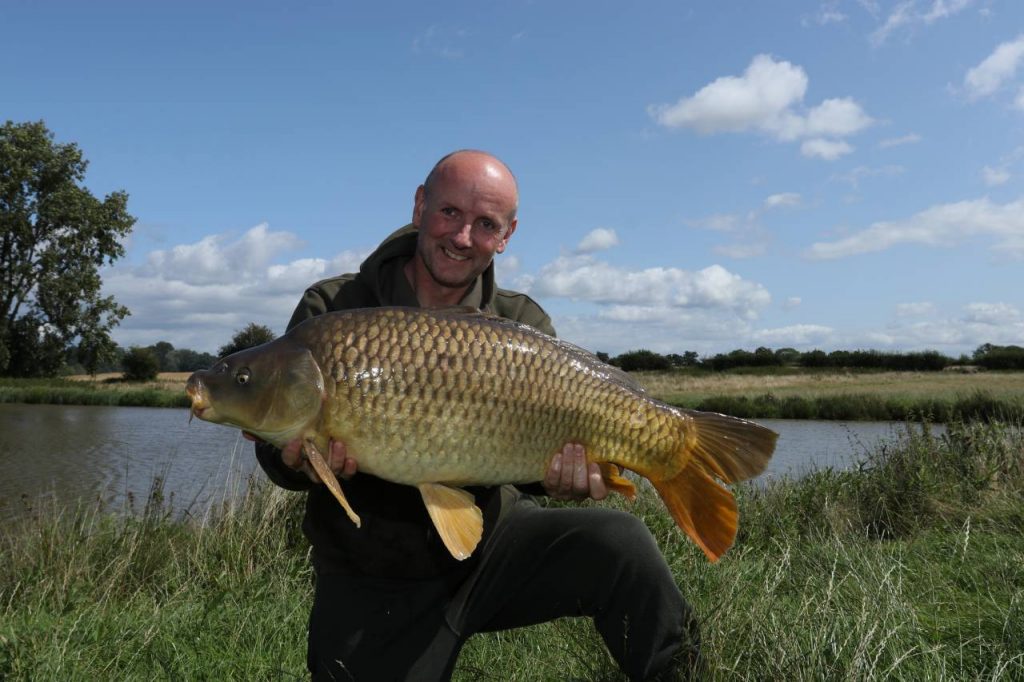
834, 164, 906, 188
412, 25, 468, 59
784, 297, 802, 310
964, 34, 1024, 98
576, 228, 619, 253
753, 324, 834, 346
688, 212, 756, 232
649, 54, 871, 159
526, 255, 770, 316
871, 0, 975, 46
963, 302, 1020, 324
801, 138, 854, 160
764, 192, 801, 208
983, 165, 1010, 186
878, 133, 922, 148
895, 302, 936, 317
1016, 87, 1024, 111
103, 225, 372, 352
806, 196, 1024, 260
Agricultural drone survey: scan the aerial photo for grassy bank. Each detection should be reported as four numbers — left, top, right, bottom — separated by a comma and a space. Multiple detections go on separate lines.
0, 375, 190, 408
2, 420, 1021, 679
3, 371, 1023, 421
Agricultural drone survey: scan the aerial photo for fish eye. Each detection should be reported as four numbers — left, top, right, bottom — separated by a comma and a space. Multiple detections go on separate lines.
235, 368, 251, 385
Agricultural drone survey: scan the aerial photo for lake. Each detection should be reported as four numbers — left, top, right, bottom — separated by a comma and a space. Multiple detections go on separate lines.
0, 404, 940, 521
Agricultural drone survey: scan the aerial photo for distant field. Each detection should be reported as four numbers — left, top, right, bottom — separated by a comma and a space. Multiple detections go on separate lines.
635, 370, 1024, 404
67, 371, 192, 394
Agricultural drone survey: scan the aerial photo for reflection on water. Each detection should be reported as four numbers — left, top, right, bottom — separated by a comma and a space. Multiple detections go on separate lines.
0, 404, 943, 520
0, 403, 255, 521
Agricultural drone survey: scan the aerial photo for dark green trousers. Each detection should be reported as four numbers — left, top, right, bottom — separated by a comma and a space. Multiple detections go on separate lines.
307, 493, 694, 681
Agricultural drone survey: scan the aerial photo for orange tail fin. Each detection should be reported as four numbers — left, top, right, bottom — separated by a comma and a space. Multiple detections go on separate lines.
653, 410, 778, 561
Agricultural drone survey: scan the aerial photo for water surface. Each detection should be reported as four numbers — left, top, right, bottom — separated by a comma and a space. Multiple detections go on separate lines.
0, 404, 939, 521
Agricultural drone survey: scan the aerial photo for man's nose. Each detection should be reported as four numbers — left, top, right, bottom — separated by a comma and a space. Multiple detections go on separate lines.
451, 223, 473, 248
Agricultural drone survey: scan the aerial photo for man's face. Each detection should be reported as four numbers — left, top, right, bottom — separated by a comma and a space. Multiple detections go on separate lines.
411, 159, 518, 291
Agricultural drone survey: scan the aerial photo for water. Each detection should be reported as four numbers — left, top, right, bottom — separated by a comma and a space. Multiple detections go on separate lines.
0, 404, 941, 520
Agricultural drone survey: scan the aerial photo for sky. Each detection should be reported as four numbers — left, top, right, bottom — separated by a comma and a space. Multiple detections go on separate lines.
4, 0, 1024, 357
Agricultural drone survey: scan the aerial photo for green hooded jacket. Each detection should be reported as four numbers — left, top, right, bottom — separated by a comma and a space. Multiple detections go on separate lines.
255, 225, 554, 581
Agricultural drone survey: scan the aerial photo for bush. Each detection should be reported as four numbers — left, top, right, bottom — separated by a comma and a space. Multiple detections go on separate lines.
122, 347, 160, 382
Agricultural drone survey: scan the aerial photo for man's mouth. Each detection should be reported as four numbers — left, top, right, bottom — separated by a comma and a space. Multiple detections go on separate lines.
441, 246, 469, 262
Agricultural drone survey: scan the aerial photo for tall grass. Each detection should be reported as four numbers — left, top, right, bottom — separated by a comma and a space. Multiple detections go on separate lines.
2, 421, 1022, 680
0, 378, 189, 408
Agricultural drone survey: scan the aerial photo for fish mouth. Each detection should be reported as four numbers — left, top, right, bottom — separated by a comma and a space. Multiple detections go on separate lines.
185, 375, 209, 422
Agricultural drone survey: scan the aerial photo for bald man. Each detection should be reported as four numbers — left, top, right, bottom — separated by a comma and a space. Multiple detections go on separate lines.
254, 151, 700, 681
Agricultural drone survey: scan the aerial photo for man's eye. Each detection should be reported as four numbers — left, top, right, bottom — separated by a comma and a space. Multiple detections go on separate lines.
479, 219, 497, 232
441, 207, 458, 217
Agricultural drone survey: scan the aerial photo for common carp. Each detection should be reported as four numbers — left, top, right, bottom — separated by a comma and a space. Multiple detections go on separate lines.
186, 306, 777, 562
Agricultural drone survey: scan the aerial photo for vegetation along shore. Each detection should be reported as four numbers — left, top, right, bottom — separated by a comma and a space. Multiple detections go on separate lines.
2, 419, 1021, 679
3, 370, 1023, 422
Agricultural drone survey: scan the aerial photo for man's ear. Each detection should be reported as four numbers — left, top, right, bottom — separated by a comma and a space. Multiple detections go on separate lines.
412, 185, 426, 228
495, 218, 517, 254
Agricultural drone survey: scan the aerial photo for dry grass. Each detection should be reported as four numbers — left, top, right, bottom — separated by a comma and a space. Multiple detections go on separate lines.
67, 371, 193, 394
637, 370, 1024, 403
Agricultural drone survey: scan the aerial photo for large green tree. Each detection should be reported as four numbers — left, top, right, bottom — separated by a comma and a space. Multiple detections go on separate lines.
217, 322, 276, 359
0, 120, 135, 376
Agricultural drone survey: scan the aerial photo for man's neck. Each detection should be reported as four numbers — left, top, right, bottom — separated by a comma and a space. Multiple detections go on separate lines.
403, 258, 470, 308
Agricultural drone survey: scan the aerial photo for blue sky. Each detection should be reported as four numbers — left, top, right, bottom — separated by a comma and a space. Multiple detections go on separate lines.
4, 1, 1023, 356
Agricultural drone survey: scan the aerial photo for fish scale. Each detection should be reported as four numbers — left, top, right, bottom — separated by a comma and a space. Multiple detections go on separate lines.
295, 307, 684, 486
186, 305, 778, 561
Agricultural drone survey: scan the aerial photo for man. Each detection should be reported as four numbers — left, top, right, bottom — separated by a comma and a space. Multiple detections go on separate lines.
254, 150, 699, 681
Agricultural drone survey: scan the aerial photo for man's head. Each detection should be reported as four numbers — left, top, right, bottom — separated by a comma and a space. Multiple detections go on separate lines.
409, 150, 518, 302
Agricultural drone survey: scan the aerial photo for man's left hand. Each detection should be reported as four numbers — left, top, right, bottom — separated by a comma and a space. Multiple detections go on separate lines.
543, 442, 608, 501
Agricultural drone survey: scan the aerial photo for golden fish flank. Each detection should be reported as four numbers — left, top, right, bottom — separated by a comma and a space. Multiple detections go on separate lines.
186, 306, 778, 562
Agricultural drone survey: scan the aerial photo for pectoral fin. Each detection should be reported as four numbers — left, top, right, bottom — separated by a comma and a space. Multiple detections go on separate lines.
304, 439, 361, 528
418, 483, 483, 561
598, 462, 637, 500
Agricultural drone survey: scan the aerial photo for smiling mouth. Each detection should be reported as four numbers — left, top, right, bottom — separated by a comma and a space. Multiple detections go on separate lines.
441, 246, 469, 262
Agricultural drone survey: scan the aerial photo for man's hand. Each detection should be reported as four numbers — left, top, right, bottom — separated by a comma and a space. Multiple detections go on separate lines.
543, 442, 608, 501
244, 433, 358, 483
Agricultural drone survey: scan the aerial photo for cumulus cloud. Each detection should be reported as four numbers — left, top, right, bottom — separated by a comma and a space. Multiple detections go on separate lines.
575, 228, 619, 253
805, 196, 1024, 260
525, 255, 770, 317
753, 324, 834, 346
964, 34, 1024, 99
103, 225, 371, 352
801, 138, 853, 160
764, 193, 802, 208
871, 0, 975, 46
649, 54, 872, 160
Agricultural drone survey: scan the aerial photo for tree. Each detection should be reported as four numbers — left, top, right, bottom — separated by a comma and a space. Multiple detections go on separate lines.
122, 346, 159, 381
0, 120, 135, 376
218, 322, 276, 358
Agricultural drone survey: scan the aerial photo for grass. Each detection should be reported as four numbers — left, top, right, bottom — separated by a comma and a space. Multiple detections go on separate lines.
0, 374, 191, 408
1, 371, 1022, 422
2, 420, 1022, 680
638, 370, 1024, 423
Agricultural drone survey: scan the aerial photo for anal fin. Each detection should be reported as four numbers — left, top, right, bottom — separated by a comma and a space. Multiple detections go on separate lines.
304, 439, 361, 528
418, 483, 483, 561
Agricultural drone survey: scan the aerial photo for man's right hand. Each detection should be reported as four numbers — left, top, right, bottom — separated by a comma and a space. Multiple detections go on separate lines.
245, 433, 358, 482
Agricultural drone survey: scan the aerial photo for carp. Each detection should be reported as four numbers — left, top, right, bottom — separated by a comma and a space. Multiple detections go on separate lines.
186, 306, 777, 562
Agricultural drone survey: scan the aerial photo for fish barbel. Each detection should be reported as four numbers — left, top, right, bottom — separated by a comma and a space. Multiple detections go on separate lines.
186, 306, 777, 562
